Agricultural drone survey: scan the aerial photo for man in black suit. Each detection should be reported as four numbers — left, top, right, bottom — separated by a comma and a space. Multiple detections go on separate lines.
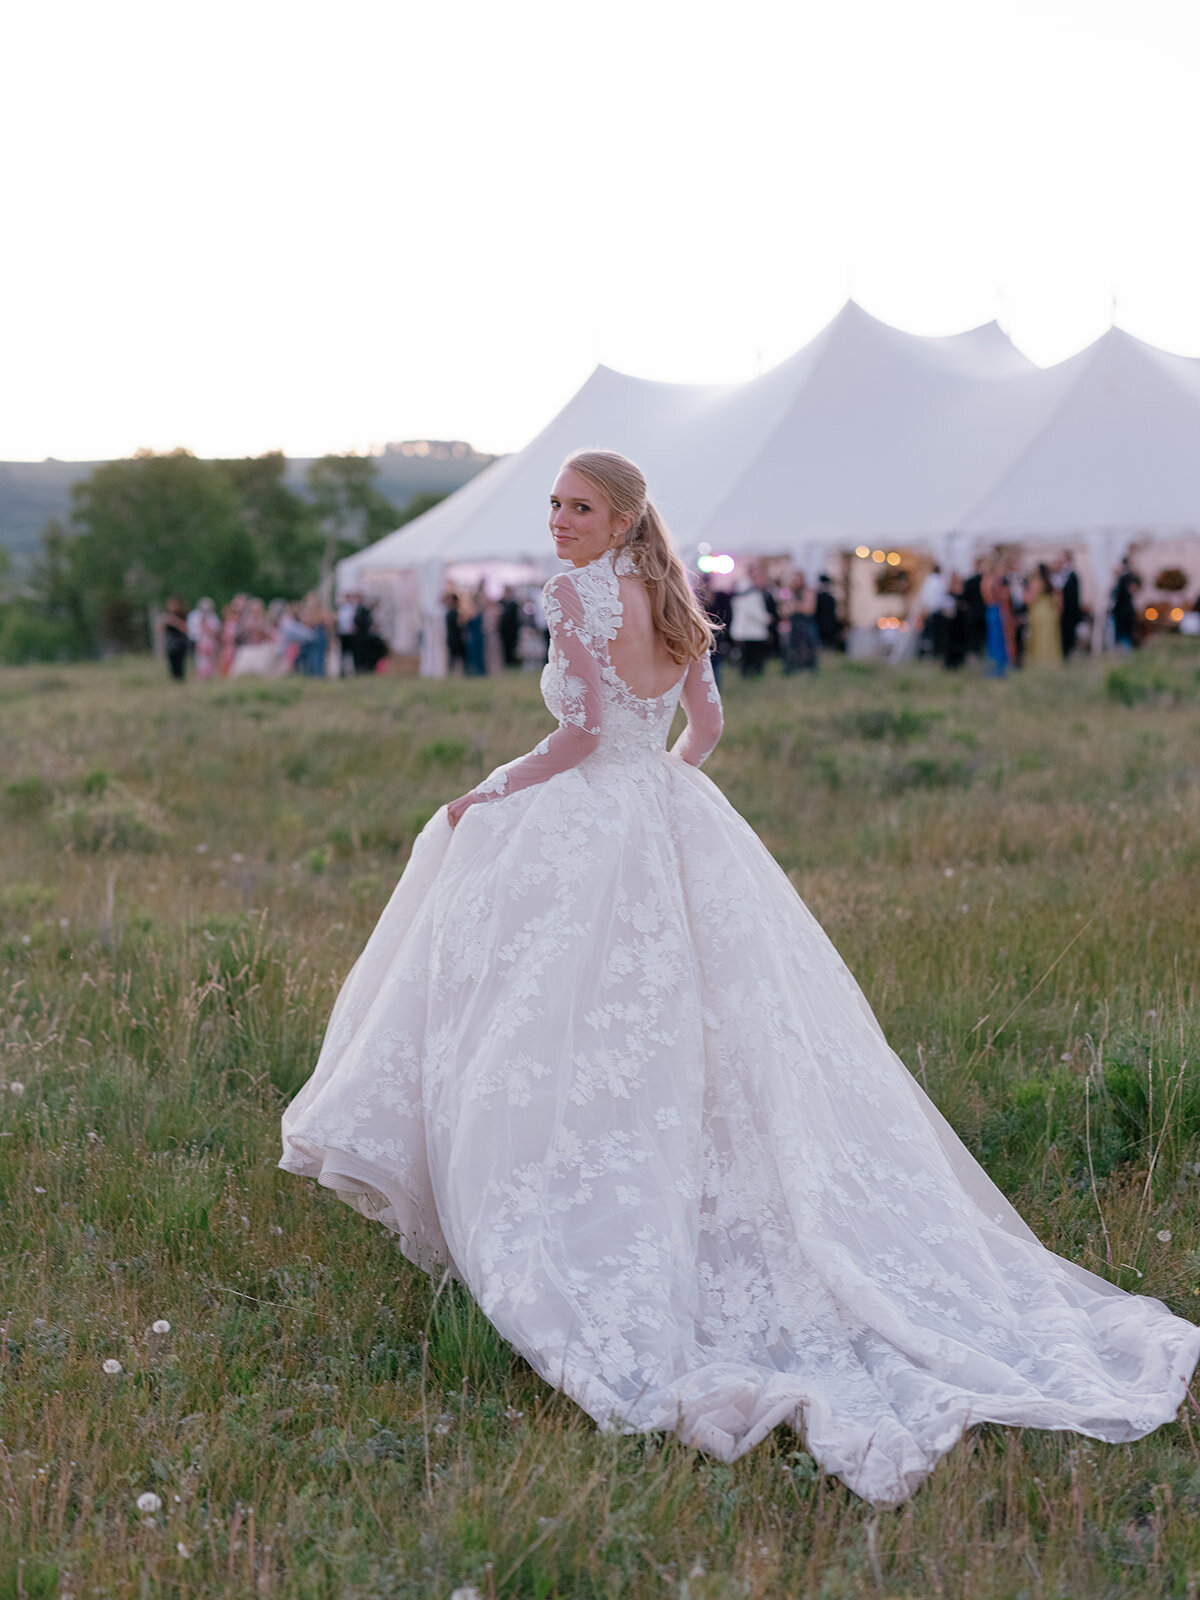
1056, 553, 1082, 658
815, 574, 844, 652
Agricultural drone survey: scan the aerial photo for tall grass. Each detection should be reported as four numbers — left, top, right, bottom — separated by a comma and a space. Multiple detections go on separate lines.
1, 644, 1199, 1596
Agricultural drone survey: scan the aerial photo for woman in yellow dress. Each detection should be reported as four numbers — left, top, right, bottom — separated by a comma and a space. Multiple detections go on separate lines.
1026, 562, 1063, 667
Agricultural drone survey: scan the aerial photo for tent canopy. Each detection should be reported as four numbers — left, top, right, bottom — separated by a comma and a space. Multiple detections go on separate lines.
339, 301, 1200, 595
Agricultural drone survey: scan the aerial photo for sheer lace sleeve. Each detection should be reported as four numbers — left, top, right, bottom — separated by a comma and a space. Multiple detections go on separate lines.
466, 571, 602, 804
670, 653, 723, 767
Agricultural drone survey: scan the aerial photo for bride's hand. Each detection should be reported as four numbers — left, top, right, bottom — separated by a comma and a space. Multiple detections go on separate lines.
447, 794, 477, 829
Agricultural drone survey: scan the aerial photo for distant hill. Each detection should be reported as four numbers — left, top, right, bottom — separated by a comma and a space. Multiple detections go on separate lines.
0, 442, 497, 570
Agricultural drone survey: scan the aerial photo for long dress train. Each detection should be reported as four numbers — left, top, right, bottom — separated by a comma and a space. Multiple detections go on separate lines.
280, 547, 1200, 1505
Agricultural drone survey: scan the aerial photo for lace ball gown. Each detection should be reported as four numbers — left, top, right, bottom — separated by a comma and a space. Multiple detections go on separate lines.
280, 548, 1200, 1505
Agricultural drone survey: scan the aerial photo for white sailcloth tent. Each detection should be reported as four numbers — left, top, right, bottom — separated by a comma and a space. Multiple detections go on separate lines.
341, 303, 1200, 673
958, 328, 1200, 602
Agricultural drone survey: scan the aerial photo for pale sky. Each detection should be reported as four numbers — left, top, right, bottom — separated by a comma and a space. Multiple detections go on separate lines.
3, 0, 1199, 461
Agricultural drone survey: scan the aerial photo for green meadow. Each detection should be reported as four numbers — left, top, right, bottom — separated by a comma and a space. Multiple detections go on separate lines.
2, 645, 1200, 1598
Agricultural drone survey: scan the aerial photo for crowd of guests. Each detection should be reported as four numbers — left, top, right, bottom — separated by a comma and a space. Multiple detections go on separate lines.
160, 551, 1196, 686
443, 585, 550, 676
159, 592, 387, 680
902, 551, 1197, 672
697, 551, 1199, 681
694, 567, 844, 681
903, 552, 1084, 673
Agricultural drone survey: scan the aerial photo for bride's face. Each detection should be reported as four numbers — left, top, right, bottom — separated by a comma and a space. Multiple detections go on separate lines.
549, 468, 630, 567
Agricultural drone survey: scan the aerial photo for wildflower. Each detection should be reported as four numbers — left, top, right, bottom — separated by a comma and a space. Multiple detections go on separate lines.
449, 1588, 484, 1600
59, 917, 70, 930
942, 867, 954, 878
9, 1081, 24, 1096
231, 852, 244, 863
505, 1405, 524, 1421
34, 1186, 46, 1194
20, 935, 31, 946
102, 1359, 122, 1374
136, 1492, 162, 1513
151, 1320, 171, 1334
1157, 1229, 1173, 1243
176, 1543, 191, 1559
196, 843, 208, 854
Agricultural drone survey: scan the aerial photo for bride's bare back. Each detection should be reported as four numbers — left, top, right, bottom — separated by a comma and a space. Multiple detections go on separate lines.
610, 574, 686, 699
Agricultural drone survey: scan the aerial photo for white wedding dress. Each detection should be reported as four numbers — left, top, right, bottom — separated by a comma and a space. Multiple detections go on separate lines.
280, 548, 1200, 1504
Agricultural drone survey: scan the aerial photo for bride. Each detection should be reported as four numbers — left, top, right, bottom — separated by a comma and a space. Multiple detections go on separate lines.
280, 449, 1200, 1505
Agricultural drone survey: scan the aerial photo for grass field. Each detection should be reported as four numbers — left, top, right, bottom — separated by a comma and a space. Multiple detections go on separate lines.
3, 645, 1200, 1599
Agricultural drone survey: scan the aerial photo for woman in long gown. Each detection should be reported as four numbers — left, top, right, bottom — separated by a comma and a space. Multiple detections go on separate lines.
280, 450, 1200, 1505
1026, 563, 1064, 667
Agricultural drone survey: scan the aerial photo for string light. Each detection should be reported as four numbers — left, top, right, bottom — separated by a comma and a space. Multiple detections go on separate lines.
871, 550, 886, 563
855, 545, 870, 559
886, 551, 902, 566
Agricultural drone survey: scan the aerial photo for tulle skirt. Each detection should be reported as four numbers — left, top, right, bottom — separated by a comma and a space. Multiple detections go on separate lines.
280, 750, 1200, 1503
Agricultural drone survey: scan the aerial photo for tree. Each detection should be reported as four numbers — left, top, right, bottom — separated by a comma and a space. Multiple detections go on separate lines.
215, 451, 322, 599
65, 449, 255, 648
306, 453, 401, 592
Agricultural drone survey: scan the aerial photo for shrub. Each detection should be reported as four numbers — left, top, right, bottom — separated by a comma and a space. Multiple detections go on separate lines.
3, 776, 53, 817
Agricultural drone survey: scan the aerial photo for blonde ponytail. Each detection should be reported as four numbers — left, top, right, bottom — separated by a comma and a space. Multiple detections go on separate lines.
563, 450, 715, 665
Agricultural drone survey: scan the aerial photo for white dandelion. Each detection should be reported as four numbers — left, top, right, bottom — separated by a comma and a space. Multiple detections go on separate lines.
102, 1358, 122, 1375
151, 1320, 171, 1334
9, 1081, 25, 1096
1157, 1229, 1173, 1243
136, 1491, 162, 1514
176, 1543, 191, 1559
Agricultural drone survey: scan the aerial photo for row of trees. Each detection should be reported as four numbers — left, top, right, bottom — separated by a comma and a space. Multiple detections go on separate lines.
0, 450, 444, 660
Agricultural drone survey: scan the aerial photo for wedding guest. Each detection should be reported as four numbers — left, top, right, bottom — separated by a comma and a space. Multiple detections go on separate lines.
219, 596, 244, 677
815, 574, 843, 653
299, 594, 330, 677
278, 603, 317, 672
163, 596, 190, 681
463, 584, 488, 677
910, 564, 948, 661
961, 567, 987, 659
444, 590, 467, 675
784, 579, 819, 672
193, 597, 220, 679
1056, 553, 1082, 659
498, 588, 521, 669
231, 598, 286, 678
336, 594, 358, 676
943, 572, 969, 669
729, 571, 772, 678
353, 595, 387, 674
694, 573, 729, 686
1112, 562, 1140, 651
1004, 558, 1026, 669
1025, 563, 1063, 667
981, 558, 1009, 677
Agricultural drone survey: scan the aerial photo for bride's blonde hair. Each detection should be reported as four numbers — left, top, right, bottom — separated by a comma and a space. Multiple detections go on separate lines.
563, 449, 716, 665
